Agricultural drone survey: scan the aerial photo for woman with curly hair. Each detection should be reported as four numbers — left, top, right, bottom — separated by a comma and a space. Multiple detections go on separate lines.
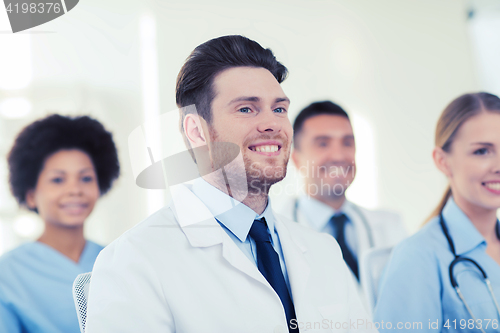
0, 114, 120, 333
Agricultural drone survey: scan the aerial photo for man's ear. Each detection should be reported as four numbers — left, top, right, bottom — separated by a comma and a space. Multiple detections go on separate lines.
25, 189, 37, 210
184, 114, 208, 148
433, 146, 452, 178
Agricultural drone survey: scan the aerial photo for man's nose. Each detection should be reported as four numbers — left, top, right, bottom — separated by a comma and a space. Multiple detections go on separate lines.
327, 141, 348, 161
256, 109, 282, 133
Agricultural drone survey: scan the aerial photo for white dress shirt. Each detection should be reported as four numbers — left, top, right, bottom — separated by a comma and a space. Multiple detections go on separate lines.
298, 194, 359, 260
192, 178, 290, 290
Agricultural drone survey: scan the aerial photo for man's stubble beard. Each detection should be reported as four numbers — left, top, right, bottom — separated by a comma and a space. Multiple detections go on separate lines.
208, 125, 290, 196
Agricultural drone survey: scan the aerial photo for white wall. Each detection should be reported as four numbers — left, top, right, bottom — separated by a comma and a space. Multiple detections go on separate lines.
154, 0, 479, 233
0, 0, 481, 254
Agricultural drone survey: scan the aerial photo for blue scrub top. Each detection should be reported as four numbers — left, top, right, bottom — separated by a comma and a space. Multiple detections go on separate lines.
0, 240, 103, 333
374, 197, 500, 332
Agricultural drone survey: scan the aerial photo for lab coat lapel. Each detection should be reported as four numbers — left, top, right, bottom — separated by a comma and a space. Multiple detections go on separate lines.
220, 232, 270, 286
170, 183, 270, 286
275, 215, 311, 313
170, 183, 224, 248
295, 205, 310, 228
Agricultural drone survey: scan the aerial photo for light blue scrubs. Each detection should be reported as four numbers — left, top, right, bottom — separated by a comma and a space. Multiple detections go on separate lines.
0, 240, 103, 333
374, 197, 500, 332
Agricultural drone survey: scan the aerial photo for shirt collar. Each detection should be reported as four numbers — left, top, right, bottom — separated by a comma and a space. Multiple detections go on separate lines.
298, 194, 351, 230
192, 177, 275, 242
442, 196, 487, 255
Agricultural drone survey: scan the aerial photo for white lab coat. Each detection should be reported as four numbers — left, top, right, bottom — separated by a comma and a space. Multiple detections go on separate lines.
86, 184, 376, 333
277, 197, 407, 255
276, 197, 407, 312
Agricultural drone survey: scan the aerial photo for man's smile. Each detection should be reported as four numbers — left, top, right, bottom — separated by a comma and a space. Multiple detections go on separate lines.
248, 140, 283, 156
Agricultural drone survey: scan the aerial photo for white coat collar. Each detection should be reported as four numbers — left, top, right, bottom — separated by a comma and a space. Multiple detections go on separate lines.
168, 182, 225, 248
192, 177, 277, 243
169, 181, 310, 300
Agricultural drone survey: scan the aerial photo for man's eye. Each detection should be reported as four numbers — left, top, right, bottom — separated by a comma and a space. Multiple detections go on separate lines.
473, 148, 489, 155
51, 177, 63, 184
317, 142, 328, 147
274, 107, 286, 113
239, 107, 252, 113
344, 140, 354, 147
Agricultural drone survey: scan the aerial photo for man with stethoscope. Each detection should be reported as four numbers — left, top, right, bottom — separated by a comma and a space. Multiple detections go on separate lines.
278, 101, 407, 302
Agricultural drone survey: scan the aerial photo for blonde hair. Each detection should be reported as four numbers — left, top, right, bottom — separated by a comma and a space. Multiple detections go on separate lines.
425, 92, 500, 223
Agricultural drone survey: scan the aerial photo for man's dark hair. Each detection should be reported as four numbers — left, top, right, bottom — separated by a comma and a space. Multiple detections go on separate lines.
176, 35, 288, 160
8, 114, 120, 211
293, 100, 350, 150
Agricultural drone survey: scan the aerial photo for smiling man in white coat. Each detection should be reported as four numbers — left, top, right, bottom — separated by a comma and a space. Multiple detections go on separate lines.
86, 36, 376, 333
278, 101, 407, 307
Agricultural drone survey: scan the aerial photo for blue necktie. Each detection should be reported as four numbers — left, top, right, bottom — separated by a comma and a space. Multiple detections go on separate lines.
331, 213, 359, 280
249, 218, 298, 333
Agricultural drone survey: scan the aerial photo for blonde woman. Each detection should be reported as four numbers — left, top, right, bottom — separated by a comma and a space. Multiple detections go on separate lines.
374, 93, 500, 332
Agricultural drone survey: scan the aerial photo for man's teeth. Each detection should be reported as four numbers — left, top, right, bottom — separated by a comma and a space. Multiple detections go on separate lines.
251, 145, 279, 153
485, 182, 500, 191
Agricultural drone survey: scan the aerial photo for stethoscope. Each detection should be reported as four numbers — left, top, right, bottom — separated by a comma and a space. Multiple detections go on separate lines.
439, 213, 500, 331
293, 198, 375, 248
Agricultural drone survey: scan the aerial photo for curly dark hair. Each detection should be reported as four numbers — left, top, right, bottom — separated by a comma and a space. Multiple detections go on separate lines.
8, 114, 120, 210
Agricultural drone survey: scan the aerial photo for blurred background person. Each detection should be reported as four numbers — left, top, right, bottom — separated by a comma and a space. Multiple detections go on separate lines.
0, 115, 120, 333
374, 92, 500, 332
1, 3, 498, 314
0, 0, 493, 255
278, 101, 407, 300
